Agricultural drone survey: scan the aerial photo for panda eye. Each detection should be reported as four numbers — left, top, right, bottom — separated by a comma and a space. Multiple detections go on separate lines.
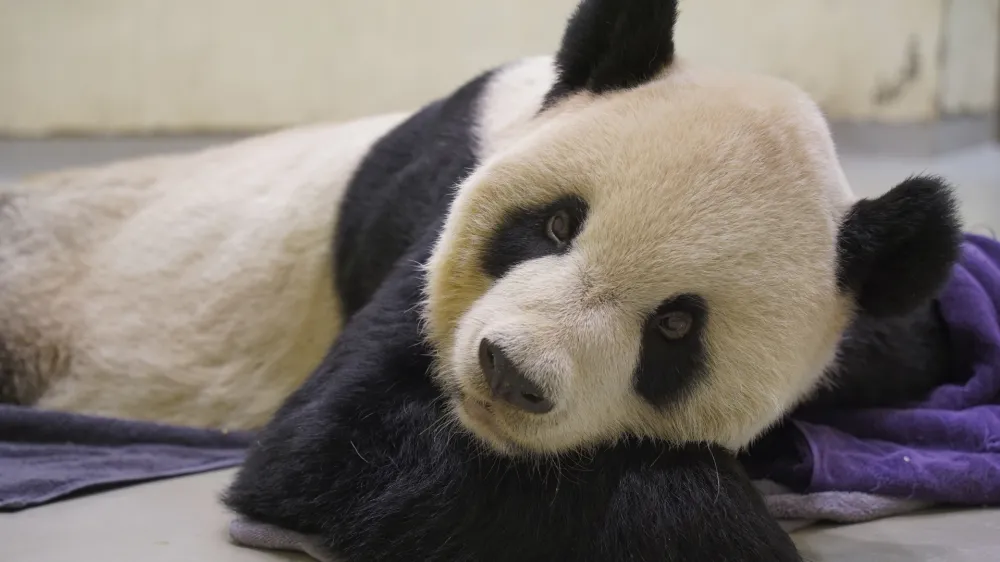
545, 210, 575, 244
482, 195, 589, 279
656, 310, 693, 340
637, 294, 708, 407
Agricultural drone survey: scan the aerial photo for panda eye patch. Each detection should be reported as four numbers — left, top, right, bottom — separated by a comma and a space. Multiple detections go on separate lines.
481, 195, 588, 278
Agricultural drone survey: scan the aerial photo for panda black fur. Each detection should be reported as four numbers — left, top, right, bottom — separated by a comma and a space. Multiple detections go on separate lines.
225, 1, 961, 560
333, 70, 491, 318
809, 300, 958, 412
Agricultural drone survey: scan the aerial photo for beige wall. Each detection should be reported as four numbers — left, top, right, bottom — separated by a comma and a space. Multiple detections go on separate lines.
939, 0, 1000, 115
0, 0, 996, 135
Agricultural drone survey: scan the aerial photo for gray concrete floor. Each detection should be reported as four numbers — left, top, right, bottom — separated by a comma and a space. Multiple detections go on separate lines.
1, 136, 998, 233
3, 463, 999, 562
0, 135, 239, 181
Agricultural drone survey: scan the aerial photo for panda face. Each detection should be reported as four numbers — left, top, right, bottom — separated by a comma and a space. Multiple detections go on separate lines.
423, 62, 858, 455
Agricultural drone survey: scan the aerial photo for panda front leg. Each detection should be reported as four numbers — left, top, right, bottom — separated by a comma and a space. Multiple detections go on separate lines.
225, 244, 802, 562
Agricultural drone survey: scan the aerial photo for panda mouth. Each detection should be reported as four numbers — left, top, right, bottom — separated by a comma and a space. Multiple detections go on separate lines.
454, 392, 520, 450
457, 393, 497, 426
453, 391, 567, 457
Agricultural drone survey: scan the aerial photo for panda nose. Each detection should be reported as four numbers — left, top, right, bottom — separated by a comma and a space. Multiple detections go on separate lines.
478, 339, 554, 414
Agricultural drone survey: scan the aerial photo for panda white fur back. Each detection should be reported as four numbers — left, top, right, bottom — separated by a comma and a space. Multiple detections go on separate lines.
0, 115, 403, 427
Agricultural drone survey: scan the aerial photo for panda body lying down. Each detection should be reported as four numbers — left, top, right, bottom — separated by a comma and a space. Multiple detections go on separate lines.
1, 0, 960, 559
225, 1, 960, 560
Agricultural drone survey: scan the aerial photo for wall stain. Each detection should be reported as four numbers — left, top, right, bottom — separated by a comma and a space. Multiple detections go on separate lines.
873, 35, 923, 105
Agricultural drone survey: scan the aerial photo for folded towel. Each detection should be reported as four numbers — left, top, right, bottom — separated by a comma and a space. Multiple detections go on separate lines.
230, 516, 340, 561
753, 479, 931, 532
0, 405, 251, 512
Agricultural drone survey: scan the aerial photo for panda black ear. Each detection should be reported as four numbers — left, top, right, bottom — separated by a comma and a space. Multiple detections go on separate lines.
836, 175, 962, 318
542, 0, 679, 109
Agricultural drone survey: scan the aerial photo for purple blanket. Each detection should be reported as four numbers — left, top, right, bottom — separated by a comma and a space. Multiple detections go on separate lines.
755, 234, 1000, 505
0, 405, 250, 512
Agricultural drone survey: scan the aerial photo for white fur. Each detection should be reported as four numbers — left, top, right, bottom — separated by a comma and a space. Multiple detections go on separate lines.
476, 57, 557, 159
0, 114, 406, 429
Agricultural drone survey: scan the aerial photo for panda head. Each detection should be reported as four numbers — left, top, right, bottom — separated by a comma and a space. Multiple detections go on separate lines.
422, 0, 961, 456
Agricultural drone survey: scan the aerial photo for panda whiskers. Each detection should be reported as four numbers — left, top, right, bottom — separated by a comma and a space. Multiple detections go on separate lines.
546, 455, 565, 508
419, 411, 452, 440
350, 441, 371, 465
404, 296, 427, 330
437, 417, 464, 453
418, 398, 466, 462
705, 443, 722, 504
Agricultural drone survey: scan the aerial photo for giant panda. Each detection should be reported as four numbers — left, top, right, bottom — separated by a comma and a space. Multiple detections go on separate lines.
1, 0, 960, 558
